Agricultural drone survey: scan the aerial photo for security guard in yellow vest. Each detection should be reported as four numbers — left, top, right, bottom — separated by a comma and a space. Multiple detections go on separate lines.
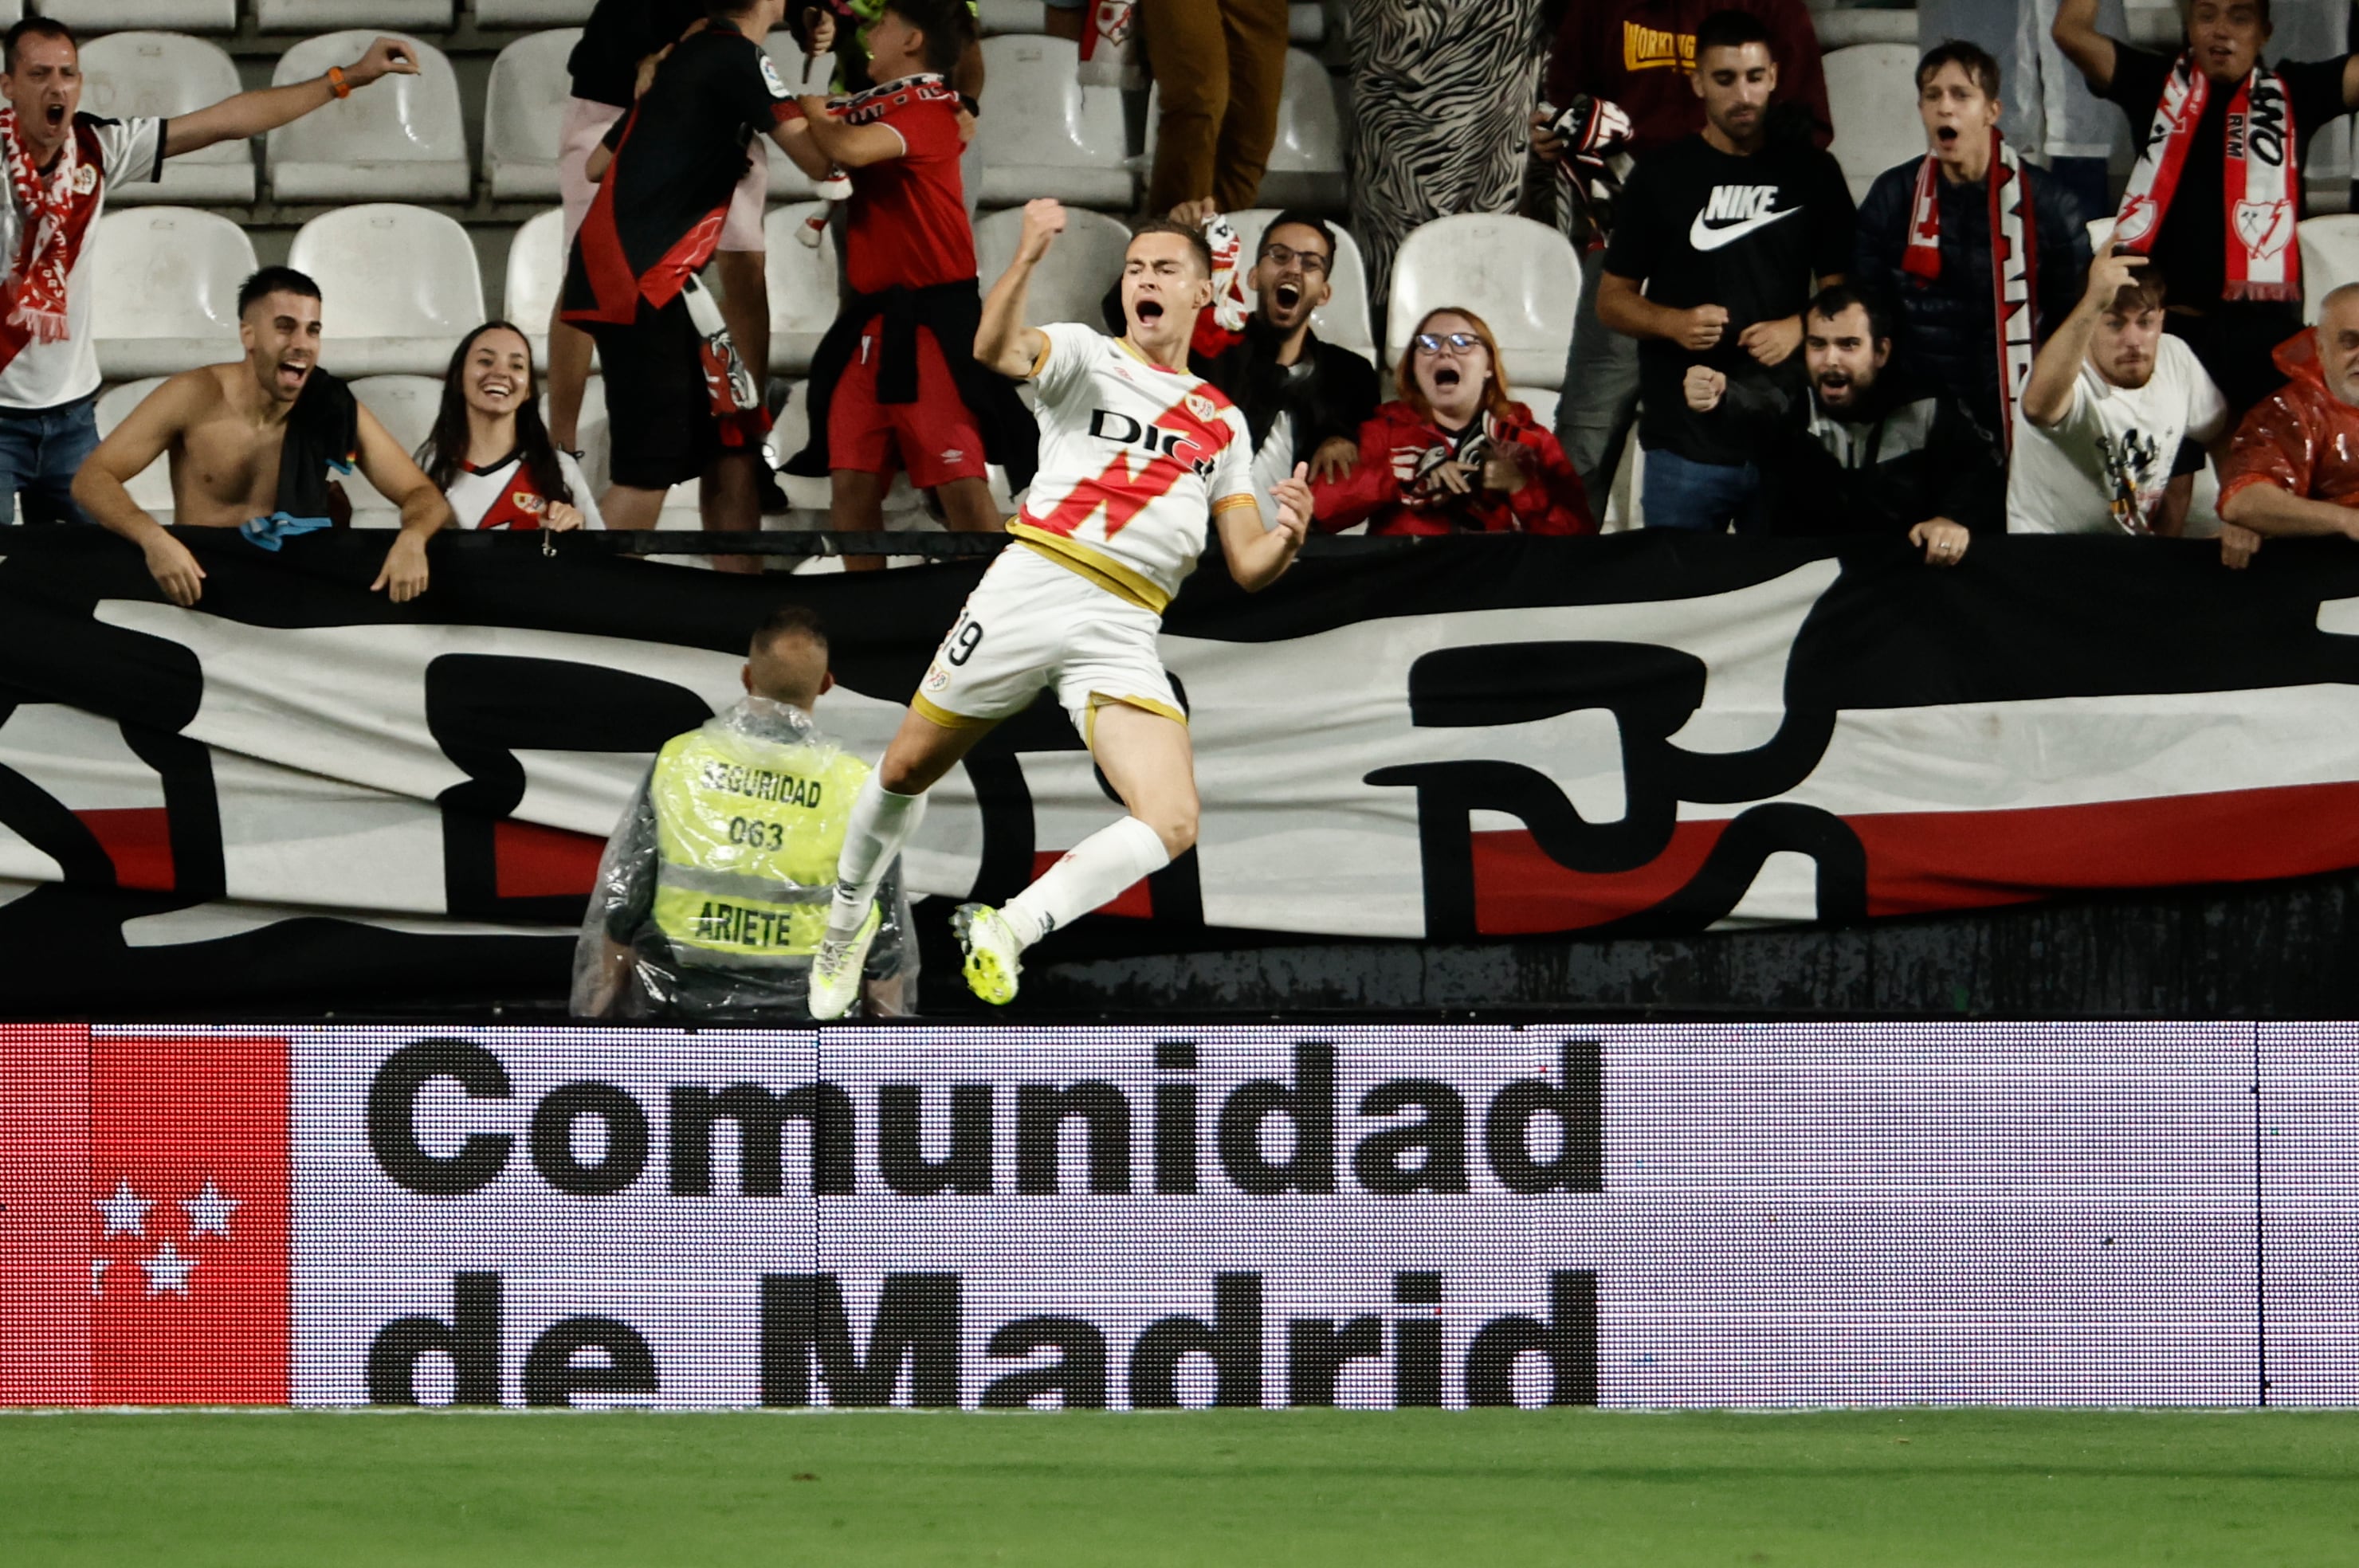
572, 605, 913, 1020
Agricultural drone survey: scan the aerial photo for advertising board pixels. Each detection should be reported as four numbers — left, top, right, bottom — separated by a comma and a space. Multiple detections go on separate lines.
3, 1023, 2347, 1409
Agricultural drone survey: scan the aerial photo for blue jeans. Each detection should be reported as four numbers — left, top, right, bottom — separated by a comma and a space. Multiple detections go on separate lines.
0, 395, 100, 525
1640, 448, 1768, 534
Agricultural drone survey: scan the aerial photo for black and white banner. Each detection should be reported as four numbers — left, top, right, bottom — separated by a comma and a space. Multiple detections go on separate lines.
4, 527, 2359, 1006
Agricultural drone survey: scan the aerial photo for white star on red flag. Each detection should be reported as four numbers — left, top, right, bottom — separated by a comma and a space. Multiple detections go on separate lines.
91, 1256, 109, 1296
93, 1179, 151, 1237
181, 1181, 239, 1238
139, 1241, 197, 1297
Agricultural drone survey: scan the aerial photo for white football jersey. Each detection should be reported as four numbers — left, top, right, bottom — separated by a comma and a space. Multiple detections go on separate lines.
1010, 321, 1258, 613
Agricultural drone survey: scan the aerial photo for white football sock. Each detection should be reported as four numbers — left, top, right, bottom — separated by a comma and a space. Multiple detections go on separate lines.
826, 778, 925, 943
999, 816, 1171, 949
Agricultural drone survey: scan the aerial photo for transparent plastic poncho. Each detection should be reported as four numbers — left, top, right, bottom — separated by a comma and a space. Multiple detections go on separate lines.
570, 696, 914, 1021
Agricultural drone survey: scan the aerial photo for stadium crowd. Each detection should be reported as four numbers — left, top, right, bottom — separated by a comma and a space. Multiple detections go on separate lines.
3, 0, 2359, 593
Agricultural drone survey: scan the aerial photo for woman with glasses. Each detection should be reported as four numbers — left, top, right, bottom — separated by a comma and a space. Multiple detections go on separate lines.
1309, 307, 1592, 535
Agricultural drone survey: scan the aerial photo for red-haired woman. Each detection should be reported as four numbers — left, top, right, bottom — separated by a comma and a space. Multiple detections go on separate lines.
1310, 307, 1593, 535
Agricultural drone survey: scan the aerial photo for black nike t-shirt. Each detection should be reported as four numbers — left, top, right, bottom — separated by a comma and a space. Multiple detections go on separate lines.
2100, 41, 2349, 311
1603, 134, 1855, 466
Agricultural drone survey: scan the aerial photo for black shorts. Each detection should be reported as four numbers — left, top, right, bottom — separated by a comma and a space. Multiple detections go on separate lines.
588, 296, 719, 491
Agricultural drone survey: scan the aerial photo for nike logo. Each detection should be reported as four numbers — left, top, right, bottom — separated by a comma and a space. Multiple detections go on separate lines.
1688, 206, 1797, 250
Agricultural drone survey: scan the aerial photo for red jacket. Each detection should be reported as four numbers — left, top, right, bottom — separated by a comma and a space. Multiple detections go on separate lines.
1312, 400, 1596, 537
2218, 329, 2359, 513
1544, 0, 1831, 155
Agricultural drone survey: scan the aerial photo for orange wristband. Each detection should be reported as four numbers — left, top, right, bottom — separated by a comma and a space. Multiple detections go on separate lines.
326, 65, 351, 99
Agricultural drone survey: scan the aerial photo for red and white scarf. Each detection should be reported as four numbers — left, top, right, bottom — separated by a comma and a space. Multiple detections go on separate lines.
0, 108, 79, 347
2113, 53, 2298, 302
1902, 128, 2039, 451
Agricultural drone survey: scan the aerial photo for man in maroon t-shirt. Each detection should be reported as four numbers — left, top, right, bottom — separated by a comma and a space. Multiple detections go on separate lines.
1532, 0, 1831, 506
779, 0, 1031, 560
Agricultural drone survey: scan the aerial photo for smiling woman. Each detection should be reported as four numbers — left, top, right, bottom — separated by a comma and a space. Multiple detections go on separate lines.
415, 321, 601, 533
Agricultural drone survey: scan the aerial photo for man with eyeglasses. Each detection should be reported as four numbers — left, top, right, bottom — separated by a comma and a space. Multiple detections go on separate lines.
1192, 213, 1381, 520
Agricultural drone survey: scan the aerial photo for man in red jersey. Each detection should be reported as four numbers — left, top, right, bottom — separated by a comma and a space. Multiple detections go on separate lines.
780, 0, 1034, 558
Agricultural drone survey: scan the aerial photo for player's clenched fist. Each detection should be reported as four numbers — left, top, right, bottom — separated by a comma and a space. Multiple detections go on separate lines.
1018, 199, 1066, 263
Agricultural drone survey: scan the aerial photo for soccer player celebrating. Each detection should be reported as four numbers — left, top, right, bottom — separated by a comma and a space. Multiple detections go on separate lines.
808, 198, 1315, 1016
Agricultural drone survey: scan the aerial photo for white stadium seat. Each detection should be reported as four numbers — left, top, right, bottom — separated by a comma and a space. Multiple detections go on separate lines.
1252, 51, 1346, 211
1152, 50, 1344, 213
92, 207, 256, 381
80, 33, 253, 207
974, 204, 1132, 331
2300, 214, 2359, 323
1813, 8, 1914, 46
1224, 207, 1376, 364
1289, 2, 1323, 43
976, 0, 1039, 34
0, 2, 17, 23
1509, 386, 1560, 429
483, 29, 580, 202
973, 35, 1132, 209
255, 1, 453, 28
475, 0, 595, 22
762, 202, 842, 374
1387, 214, 1580, 390
287, 204, 485, 376
265, 32, 469, 202
1825, 43, 1924, 202
346, 375, 443, 520
37, 2, 238, 29
95, 378, 175, 522
502, 206, 566, 362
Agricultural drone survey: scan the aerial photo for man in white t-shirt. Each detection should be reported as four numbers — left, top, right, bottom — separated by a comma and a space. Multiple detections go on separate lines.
807, 198, 1316, 1017
2008, 246, 2228, 535
0, 18, 418, 526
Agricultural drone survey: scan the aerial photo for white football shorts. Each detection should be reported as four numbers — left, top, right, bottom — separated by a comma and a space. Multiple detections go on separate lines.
912, 543, 1185, 741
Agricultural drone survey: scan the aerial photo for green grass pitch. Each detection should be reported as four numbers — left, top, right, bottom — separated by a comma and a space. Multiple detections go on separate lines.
6, 1409, 2357, 1566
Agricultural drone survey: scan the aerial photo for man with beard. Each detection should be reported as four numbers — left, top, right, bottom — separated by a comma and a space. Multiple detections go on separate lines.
2215, 284, 2359, 557
2007, 249, 2231, 540
1597, 9, 1854, 532
1682, 284, 2000, 562
1191, 213, 1381, 515
71, 268, 453, 607
2055, 0, 2359, 416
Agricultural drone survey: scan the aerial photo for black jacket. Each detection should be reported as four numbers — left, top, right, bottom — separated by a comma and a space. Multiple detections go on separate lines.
1852, 156, 2089, 441
1191, 318, 1382, 455
787, 279, 1038, 490
1718, 373, 2005, 538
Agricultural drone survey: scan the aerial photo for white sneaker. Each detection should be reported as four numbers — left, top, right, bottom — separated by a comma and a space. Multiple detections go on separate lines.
952, 903, 1022, 1005
807, 903, 881, 1021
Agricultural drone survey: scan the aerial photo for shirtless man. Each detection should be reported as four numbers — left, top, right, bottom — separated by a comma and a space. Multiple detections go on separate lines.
72, 267, 453, 606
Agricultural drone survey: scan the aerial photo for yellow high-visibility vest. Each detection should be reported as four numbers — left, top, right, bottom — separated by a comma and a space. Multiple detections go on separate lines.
647, 723, 871, 966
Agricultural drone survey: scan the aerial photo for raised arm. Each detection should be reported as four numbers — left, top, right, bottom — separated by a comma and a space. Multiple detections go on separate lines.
2051, 0, 2117, 92
72, 373, 210, 606
2023, 249, 2141, 427
163, 37, 419, 159
975, 198, 1062, 378
352, 402, 454, 602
